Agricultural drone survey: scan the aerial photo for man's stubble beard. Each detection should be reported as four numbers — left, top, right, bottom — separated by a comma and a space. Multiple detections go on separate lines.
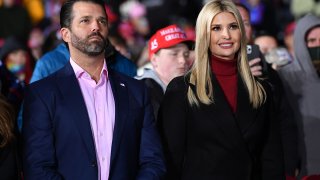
70, 31, 106, 57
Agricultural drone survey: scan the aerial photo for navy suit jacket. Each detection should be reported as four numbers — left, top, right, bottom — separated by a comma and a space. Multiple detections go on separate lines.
22, 62, 166, 180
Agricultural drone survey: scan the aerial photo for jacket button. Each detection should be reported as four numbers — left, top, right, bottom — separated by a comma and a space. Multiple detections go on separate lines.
91, 161, 97, 167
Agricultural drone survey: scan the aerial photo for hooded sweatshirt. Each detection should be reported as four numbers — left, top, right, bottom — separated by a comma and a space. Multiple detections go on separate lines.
278, 14, 320, 177
135, 68, 166, 119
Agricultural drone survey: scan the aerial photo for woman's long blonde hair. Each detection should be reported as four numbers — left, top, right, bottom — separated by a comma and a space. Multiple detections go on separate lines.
0, 95, 15, 148
187, 0, 266, 108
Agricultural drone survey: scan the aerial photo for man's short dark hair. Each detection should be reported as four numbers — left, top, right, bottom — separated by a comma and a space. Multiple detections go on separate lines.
60, 0, 107, 29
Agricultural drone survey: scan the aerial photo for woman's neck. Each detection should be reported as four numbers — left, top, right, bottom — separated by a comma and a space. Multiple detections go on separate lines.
210, 55, 237, 76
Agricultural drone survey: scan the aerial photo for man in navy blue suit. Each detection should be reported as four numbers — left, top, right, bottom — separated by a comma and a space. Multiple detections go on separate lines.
22, 0, 166, 179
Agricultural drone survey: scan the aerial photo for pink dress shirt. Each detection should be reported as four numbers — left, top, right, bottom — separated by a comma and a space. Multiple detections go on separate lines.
70, 59, 115, 180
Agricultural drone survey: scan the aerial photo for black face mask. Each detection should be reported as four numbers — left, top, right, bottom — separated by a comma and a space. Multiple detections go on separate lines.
308, 46, 320, 61
308, 46, 320, 75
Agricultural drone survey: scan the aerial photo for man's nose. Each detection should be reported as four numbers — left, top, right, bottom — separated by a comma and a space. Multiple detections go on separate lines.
91, 20, 101, 32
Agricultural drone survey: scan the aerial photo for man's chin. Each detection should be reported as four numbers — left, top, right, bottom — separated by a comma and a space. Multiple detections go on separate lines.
86, 44, 105, 55
86, 50, 104, 57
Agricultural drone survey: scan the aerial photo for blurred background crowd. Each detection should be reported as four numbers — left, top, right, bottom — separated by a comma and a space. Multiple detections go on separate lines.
1, 0, 319, 136
1, 0, 318, 112
0, 0, 320, 179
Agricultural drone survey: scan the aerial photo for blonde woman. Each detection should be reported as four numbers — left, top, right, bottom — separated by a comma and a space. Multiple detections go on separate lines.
158, 0, 285, 179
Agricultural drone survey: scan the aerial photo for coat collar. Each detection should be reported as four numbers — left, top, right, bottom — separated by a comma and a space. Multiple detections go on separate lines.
188, 73, 258, 147
235, 75, 259, 135
213, 73, 258, 137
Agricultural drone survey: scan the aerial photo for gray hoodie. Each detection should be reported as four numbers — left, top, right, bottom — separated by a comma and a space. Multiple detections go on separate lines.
135, 68, 167, 92
278, 14, 320, 176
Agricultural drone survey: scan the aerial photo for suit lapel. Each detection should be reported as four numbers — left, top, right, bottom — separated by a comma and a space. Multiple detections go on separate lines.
56, 63, 96, 161
108, 70, 129, 168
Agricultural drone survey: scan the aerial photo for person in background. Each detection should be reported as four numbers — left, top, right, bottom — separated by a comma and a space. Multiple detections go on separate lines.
254, 32, 278, 55
158, 0, 284, 179
28, 27, 45, 60
41, 0, 63, 39
0, 37, 34, 112
108, 29, 131, 59
1, 39, 29, 82
283, 21, 296, 58
236, 3, 300, 178
254, 32, 292, 70
239, 0, 278, 37
118, 0, 150, 63
0, 0, 32, 43
136, 24, 194, 119
22, 0, 166, 179
235, 3, 266, 76
277, 14, 320, 179
0, 94, 21, 180
0, 59, 25, 114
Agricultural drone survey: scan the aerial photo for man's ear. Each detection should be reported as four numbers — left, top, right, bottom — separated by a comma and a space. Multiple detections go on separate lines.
150, 53, 158, 67
60, 28, 71, 43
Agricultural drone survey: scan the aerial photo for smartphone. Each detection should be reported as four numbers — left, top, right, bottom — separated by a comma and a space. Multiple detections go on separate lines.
247, 44, 260, 60
247, 44, 268, 76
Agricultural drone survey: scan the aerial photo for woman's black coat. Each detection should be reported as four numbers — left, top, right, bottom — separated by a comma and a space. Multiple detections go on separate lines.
158, 74, 285, 180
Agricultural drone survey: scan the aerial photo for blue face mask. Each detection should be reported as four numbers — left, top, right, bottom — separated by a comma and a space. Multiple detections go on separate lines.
6, 63, 25, 74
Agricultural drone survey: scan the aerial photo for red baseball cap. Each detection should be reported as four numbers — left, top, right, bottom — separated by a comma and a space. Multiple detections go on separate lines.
148, 24, 194, 59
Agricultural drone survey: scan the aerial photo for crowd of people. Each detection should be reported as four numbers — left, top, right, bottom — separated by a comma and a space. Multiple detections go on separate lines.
0, 0, 320, 179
